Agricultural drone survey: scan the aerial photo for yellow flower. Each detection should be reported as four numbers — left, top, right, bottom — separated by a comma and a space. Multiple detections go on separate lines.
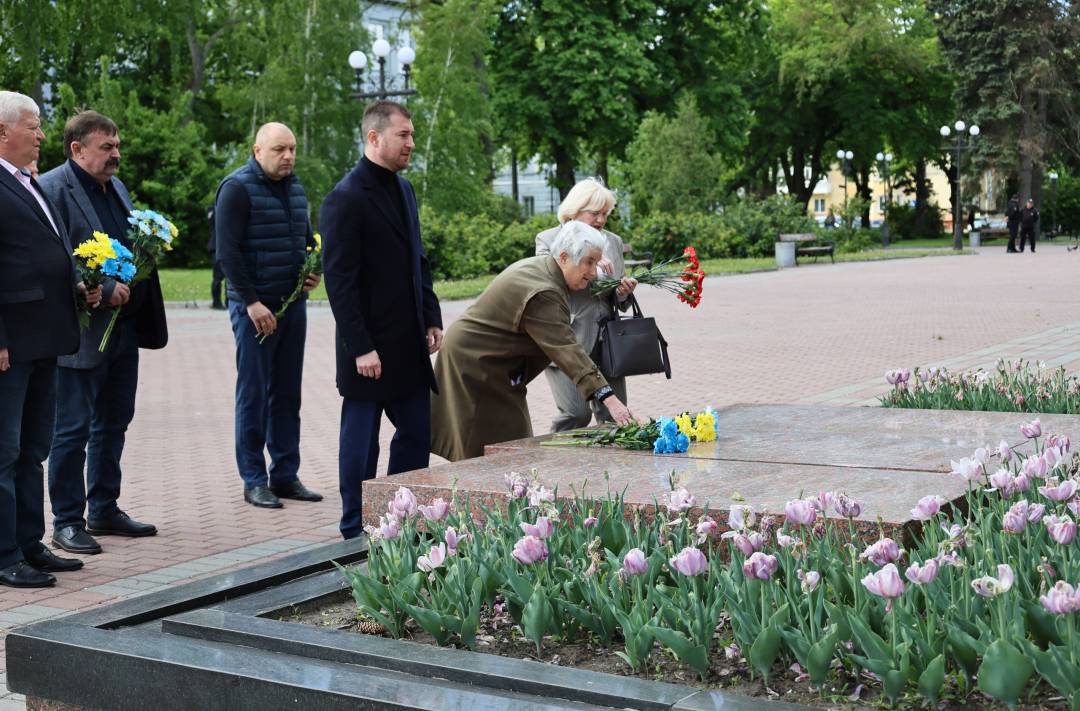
675, 413, 693, 438
691, 412, 717, 443
313, 232, 322, 252
74, 231, 117, 270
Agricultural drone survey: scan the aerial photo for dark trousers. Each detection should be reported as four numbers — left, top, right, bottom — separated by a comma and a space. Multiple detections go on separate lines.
48, 319, 139, 528
228, 300, 305, 490
1007, 223, 1019, 251
338, 390, 430, 540
210, 260, 225, 306
0, 358, 56, 568
1019, 226, 1037, 252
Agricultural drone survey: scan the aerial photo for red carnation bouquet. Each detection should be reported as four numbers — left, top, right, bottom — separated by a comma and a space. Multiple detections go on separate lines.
590, 246, 704, 308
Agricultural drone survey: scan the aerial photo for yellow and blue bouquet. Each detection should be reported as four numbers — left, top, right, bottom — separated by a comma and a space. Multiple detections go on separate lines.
258, 232, 322, 344
72, 231, 136, 331
542, 406, 719, 454
94, 209, 178, 351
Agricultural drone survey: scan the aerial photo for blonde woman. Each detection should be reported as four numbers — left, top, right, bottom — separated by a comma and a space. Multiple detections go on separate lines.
535, 178, 637, 432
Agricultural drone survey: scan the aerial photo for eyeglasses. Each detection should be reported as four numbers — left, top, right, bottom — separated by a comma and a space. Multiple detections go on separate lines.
580, 209, 611, 219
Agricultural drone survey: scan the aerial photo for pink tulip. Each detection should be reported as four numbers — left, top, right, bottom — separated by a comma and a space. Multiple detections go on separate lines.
998, 440, 1013, 462
1002, 508, 1029, 534
905, 559, 940, 585
389, 486, 417, 518
950, 457, 983, 482
798, 569, 821, 593
860, 538, 901, 567
417, 542, 447, 572
523, 516, 556, 539
940, 523, 967, 546
833, 493, 864, 518
1039, 479, 1079, 502
1043, 447, 1062, 470
445, 526, 469, 554
1047, 434, 1071, 452
728, 504, 755, 531
1006, 500, 1046, 526
971, 564, 1015, 597
512, 535, 549, 564
1021, 419, 1042, 439
1068, 498, 1080, 518
936, 551, 962, 568
812, 491, 837, 513
378, 514, 401, 540
742, 552, 780, 581
784, 498, 817, 526
583, 516, 598, 528
1039, 581, 1080, 615
910, 495, 947, 521
1045, 514, 1078, 545
1023, 455, 1050, 479
861, 564, 905, 607
668, 488, 697, 513
622, 548, 648, 576
775, 530, 800, 548
723, 530, 763, 556
504, 472, 529, 498
669, 546, 708, 576
885, 369, 911, 385
695, 517, 719, 543
418, 498, 450, 521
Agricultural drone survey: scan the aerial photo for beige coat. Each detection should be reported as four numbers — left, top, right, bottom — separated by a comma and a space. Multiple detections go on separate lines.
431, 255, 609, 461
535, 227, 627, 353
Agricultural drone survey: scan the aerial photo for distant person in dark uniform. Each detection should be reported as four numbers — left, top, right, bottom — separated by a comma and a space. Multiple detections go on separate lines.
1005, 195, 1020, 253
1019, 198, 1040, 253
206, 205, 225, 309
966, 206, 976, 232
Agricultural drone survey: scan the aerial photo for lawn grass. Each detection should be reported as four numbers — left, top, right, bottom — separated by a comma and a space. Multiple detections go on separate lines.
159, 247, 972, 304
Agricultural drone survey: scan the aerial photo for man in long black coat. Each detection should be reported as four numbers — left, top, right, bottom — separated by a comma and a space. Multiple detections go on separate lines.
321, 101, 443, 540
1005, 195, 1020, 253
1019, 198, 1040, 253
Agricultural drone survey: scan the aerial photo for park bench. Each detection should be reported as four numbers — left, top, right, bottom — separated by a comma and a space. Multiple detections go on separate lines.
977, 227, 1008, 242
779, 233, 835, 264
622, 242, 654, 270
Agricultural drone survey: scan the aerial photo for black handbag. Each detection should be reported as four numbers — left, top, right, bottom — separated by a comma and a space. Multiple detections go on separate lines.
595, 293, 672, 379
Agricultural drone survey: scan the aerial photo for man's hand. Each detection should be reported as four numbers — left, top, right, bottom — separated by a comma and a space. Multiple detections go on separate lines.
109, 283, 131, 307
615, 276, 638, 299
77, 282, 102, 308
603, 395, 637, 426
0, 348, 8, 372
302, 273, 322, 292
356, 350, 382, 379
246, 301, 277, 338
427, 327, 444, 354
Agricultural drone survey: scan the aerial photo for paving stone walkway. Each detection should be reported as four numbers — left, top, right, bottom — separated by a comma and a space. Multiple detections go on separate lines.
2, 243, 1078, 707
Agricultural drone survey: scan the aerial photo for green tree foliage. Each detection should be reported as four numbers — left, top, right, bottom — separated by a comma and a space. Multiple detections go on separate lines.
622, 95, 726, 216
411, 0, 497, 215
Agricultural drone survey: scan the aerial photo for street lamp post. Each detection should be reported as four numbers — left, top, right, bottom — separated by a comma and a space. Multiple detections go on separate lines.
876, 151, 893, 247
835, 149, 853, 220
940, 120, 980, 251
348, 39, 417, 101
1048, 171, 1059, 238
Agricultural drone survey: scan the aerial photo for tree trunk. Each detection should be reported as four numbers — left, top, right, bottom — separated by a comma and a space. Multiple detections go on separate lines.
914, 158, 931, 237
510, 147, 519, 202
596, 152, 608, 185
552, 144, 575, 201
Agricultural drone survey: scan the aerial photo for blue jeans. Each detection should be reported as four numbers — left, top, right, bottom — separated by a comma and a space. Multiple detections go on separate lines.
48, 318, 138, 528
338, 391, 430, 539
228, 300, 306, 490
0, 358, 56, 567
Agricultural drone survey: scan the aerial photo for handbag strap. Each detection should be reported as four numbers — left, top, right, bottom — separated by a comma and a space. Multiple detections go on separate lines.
656, 325, 672, 379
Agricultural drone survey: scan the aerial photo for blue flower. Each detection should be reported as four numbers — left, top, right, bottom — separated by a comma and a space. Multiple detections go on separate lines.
653, 437, 666, 454
119, 261, 136, 282
110, 239, 133, 261
660, 417, 678, 439
675, 433, 690, 452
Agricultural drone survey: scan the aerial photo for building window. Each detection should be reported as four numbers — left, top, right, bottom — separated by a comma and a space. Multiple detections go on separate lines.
522, 196, 535, 217
813, 198, 825, 213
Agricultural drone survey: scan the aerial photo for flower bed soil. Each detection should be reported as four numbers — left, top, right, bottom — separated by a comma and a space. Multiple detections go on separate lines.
284, 590, 1068, 711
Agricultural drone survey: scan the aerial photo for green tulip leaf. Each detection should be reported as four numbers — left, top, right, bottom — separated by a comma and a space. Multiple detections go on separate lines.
846, 611, 892, 662
917, 653, 945, 706
647, 625, 710, 677
1023, 600, 1063, 647
806, 630, 839, 686
947, 627, 980, 679
402, 602, 452, 646
883, 669, 907, 706
748, 625, 782, 681
522, 584, 553, 654
779, 627, 810, 668
977, 639, 1033, 709
1021, 640, 1077, 698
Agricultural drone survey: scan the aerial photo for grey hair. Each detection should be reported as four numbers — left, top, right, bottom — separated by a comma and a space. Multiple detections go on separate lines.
549, 220, 606, 264
0, 91, 39, 126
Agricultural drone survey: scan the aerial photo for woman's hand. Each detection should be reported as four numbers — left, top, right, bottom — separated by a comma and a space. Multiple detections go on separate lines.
604, 395, 635, 426
615, 276, 637, 299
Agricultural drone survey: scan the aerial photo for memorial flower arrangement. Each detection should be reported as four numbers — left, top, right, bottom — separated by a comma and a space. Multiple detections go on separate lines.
92, 209, 177, 351
542, 407, 718, 453
340, 419, 1080, 709
258, 232, 322, 344
72, 230, 135, 331
590, 246, 704, 308
881, 358, 1080, 414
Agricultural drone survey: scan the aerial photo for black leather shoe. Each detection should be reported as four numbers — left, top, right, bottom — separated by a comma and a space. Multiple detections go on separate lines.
211, 302, 226, 310
25, 548, 83, 572
0, 561, 55, 588
244, 486, 283, 508
52, 525, 102, 554
270, 480, 324, 502
86, 511, 158, 537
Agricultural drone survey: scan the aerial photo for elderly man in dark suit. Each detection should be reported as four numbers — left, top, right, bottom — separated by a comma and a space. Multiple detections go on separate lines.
0, 91, 98, 587
321, 100, 443, 540
40, 111, 167, 555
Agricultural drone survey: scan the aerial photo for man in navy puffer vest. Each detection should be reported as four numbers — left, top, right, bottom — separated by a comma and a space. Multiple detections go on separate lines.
215, 122, 323, 508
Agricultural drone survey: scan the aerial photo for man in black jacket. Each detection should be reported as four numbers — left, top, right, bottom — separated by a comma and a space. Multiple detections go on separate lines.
1005, 195, 1020, 253
321, 101, 443, 540
41, 111, 167, 555
216, 122, 323, 509
0, 91, 97, 587
1019, 198, 1040, 253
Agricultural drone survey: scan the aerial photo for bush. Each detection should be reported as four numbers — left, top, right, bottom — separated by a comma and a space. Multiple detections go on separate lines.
420, 207, 499, 280
714, 194, 817, 258
885, 203, 945, 240
483, 215, 555, 269
627, 213, 737, 261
